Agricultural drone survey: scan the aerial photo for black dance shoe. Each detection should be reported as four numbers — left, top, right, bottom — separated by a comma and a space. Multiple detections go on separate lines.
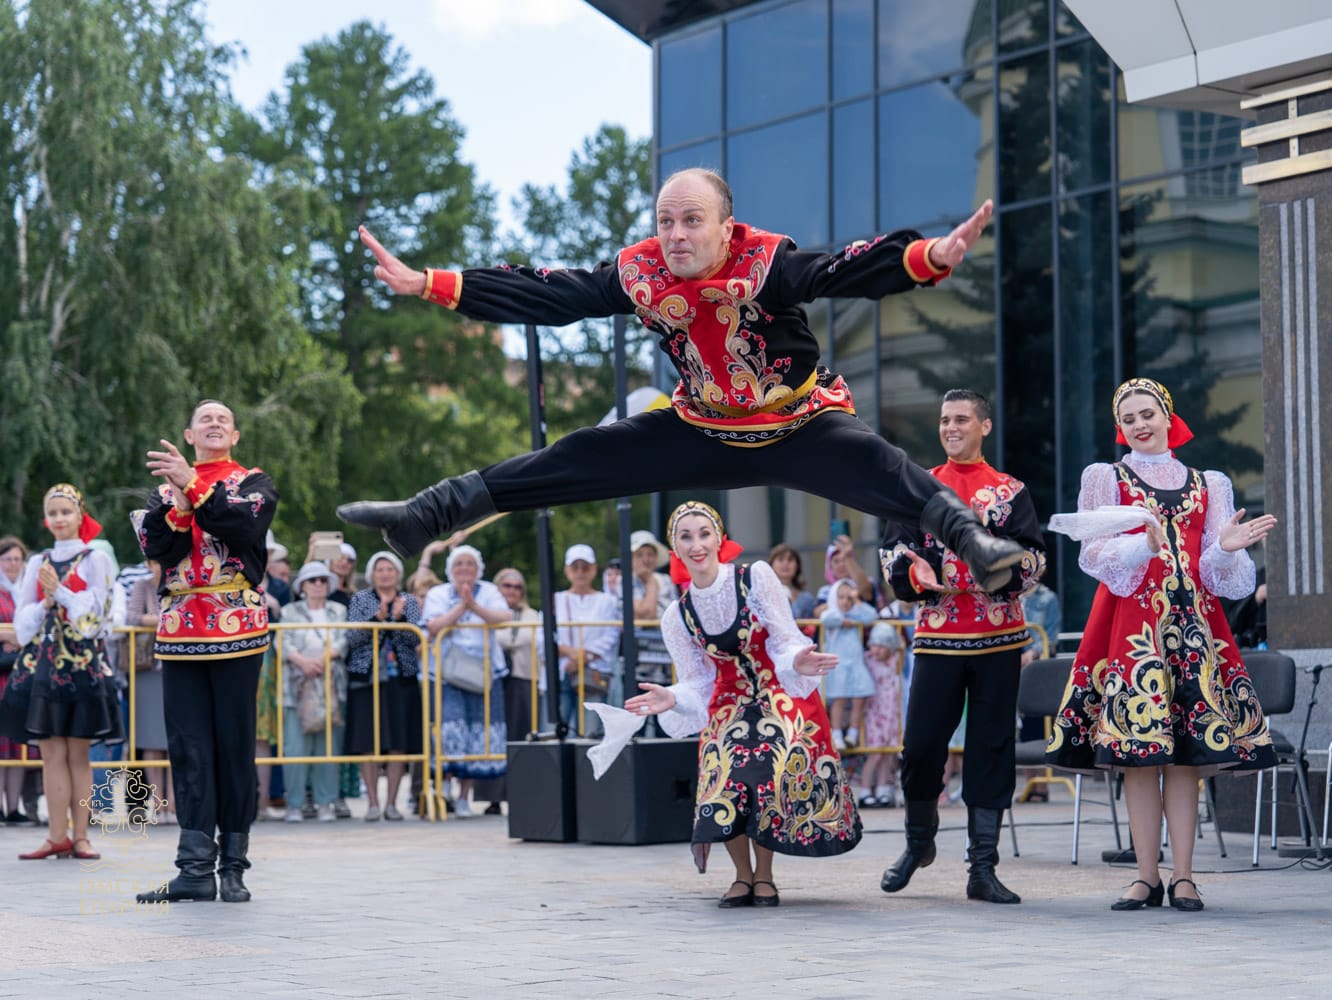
718, 880, 754, 908
1110, 879, 1163, 911
1168, 879, 1205, 912
753, 880, 780, 907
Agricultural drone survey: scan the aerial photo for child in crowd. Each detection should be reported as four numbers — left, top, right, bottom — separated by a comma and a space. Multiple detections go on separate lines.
819, 579, 877, 750
859, 622, 905, 807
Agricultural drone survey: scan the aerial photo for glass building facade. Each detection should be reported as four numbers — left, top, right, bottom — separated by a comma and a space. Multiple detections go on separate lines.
649, 0, 1262, 623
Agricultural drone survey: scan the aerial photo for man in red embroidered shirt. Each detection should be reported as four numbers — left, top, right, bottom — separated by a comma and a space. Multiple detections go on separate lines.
133, 400, 278, 905
339, 168, 1022, 592
879, 389, 1045, 905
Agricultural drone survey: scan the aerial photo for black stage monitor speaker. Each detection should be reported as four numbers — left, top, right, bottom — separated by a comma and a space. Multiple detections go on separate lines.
574, 737, 698, 845
506, 739, 577, 842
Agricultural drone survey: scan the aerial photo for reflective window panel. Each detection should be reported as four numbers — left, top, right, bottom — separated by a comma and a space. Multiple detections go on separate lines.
878, 0, 994, 89
879, 68, 994, 231
728, 112, 829, 248
658, 27, 722, 149
727, 0, 828, 131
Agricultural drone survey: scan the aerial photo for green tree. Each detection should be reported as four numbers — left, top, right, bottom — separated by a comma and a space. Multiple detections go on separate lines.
0, 0, 356, 557
239, 20, 531, 564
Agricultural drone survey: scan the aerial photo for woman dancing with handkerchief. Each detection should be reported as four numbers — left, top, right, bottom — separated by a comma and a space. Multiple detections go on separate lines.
624, 501, 861, 908
1046, 378, 1277, 912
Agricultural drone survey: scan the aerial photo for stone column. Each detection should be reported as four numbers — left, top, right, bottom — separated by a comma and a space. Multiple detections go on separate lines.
1244, 77, 1332, 652
1242, 79, 1332, 782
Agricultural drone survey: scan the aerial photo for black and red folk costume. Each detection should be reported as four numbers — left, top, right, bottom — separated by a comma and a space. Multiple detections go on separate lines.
656, 559, 861, 869
339, 226, 1022, 591
0, 542, 121, 746
1045, 454, 1276, 775
879, 456, 1045, 902
134, 456, 278, 903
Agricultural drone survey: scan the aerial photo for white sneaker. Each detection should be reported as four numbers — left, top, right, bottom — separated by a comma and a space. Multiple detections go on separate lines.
453, 798, 473, 818
317, 803, 336, 823
845, 728, 860, 748
284, 807, 304, 823
833, 731, 847, 751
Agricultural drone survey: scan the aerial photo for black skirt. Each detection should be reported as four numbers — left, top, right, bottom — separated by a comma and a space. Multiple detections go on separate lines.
0, 622, 123, 745
344, 677, 423, 755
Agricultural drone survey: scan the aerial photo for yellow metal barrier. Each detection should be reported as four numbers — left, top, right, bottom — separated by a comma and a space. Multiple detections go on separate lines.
5, 616, 1053, 811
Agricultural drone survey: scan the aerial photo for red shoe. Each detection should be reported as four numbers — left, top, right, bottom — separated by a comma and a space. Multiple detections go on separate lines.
19, 837, 73, 860
71, 838, 101, 860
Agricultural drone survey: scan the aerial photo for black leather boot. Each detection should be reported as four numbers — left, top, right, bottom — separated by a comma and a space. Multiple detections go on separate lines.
136, 829, 217, 903
919, 490, 1025, 592
881, 800, 939, 893
217, 832, 252, 902
965, 807, 1021, 904
336, 470, 496, 560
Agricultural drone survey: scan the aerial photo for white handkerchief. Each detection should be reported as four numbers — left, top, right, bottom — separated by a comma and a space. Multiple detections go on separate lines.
584, 702, 647, 780
1047, 505, 1159, 541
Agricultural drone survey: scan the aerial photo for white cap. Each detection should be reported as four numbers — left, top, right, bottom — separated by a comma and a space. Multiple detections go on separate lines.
564, 543, 596, 566
338, 542, 357, 562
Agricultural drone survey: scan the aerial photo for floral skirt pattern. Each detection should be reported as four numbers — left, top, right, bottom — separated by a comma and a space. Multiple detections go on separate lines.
438, 679, 506, 780
0, 626, 121, 744
690, 692, 861, 870
1047, 584, 1276, 775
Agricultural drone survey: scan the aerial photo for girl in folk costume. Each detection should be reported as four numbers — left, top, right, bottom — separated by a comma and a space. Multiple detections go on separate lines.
626, 502, 861, 908
1046, 378, 1278, 911
0, 484, 121, 860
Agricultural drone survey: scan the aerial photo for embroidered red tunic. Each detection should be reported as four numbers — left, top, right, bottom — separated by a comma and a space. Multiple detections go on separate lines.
883, 458, 1046, 654
420, 225, 949, 446
135, 458, 278, 660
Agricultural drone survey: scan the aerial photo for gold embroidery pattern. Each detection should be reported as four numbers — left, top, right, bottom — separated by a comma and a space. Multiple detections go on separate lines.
1048, 467, 1273, 768
685, 568, 859, 853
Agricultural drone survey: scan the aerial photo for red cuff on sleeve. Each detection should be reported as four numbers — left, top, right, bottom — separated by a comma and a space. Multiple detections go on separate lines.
165, 507, 194, 532
908, 562, 924, 593
903, 238, 952, 285
183, 475, 217, 511
421, 268, 462, 309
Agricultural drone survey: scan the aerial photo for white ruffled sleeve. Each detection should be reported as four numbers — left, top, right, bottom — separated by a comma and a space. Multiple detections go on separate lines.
13, 555, 45, 647
1076, 463, 1157, 597
1199, 470, 1256, 600
657, 601, 714, 738
14, 550, 113, 644
748, 561, 819, 700
60, 550, 114, 640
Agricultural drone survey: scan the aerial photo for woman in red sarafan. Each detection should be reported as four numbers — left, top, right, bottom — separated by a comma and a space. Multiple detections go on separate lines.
1046, 378, 1278, 912
626, 501, 861, 909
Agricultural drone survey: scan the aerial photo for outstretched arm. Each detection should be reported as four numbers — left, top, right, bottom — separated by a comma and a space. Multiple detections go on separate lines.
772, 200, 994, 305
360, 225, 632, 325
360, 226, 427, 297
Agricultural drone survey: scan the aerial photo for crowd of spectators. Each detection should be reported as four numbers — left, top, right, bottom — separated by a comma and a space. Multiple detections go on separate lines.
0, 519, 971, 827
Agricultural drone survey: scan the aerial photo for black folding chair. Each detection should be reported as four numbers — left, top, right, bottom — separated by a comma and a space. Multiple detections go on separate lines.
1010, 656, 1122, 864
1242, 651, 1324, 864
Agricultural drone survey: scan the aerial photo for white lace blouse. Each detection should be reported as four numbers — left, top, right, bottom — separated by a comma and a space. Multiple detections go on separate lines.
12, 539, 116, 646
657, 560, 818, 738
1077, 450, 1254, 600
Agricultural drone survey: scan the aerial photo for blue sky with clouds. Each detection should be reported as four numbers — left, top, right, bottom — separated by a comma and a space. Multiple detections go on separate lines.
203, 0, 652, 229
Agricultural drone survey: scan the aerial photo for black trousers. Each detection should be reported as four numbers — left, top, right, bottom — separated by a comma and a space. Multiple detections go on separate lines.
163, 653, 262, 836
900, 649, 1020, 811
481, 409, 943, 525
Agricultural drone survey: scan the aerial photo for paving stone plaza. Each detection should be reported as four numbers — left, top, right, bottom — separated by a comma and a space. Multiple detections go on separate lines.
2, 784, 1328, 999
